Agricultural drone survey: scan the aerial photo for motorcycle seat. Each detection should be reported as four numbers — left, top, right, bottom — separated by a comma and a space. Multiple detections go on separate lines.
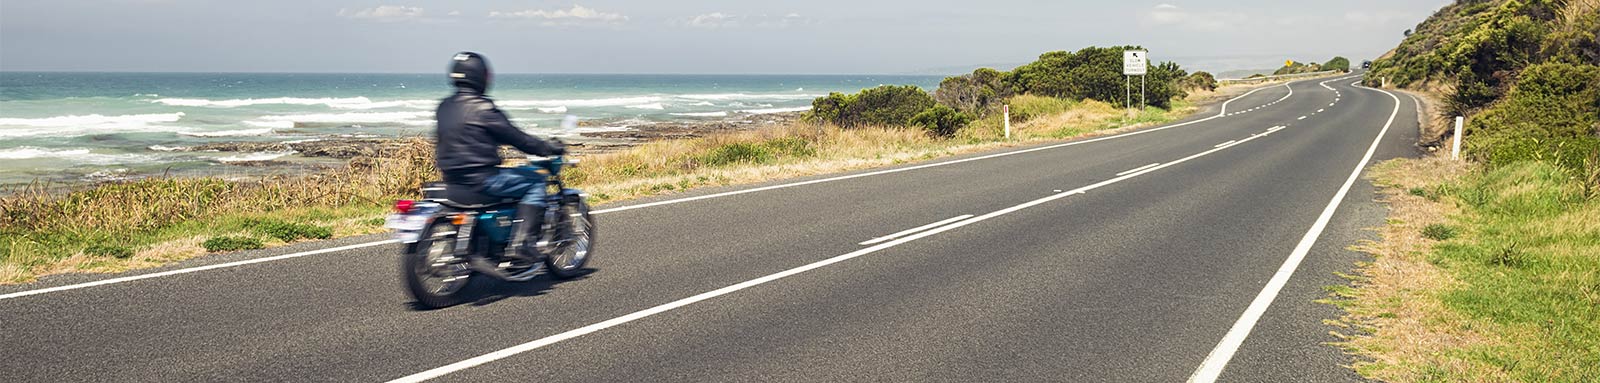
434, 183, 517, 210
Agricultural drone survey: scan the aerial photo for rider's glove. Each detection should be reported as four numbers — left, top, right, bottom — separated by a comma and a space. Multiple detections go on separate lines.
549, 140, 568, 156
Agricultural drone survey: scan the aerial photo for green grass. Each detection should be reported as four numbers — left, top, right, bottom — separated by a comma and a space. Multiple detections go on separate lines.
1421, 223, 1459, 240
1421, 161, 1600, 381
202, 236, 264, 253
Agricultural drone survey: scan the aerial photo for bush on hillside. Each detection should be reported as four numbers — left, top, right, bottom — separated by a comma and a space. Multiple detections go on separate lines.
909, 105, 975, 137
1465, 61, 1600, 172
1180, 71, 1218, 92
810, 85, 935, 128
1273, 61, 1325, 75
934, 68, 1013, 115
1007, 46, 1188, 109
1324, 56, 1351, 72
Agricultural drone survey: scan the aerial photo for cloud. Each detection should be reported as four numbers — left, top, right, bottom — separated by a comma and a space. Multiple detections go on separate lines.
682, 12, 738, 28
446, 10, 461, 17
337, 5, 425, 22
676, 12, 810, 29
488, 5, 629, 25
1142, 4, 1246, 31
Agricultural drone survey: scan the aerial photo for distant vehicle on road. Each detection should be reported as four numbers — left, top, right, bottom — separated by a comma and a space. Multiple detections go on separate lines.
1362, 60, 1373, 69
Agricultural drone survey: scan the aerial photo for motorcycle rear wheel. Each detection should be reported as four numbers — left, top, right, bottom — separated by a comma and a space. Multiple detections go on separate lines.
403, 220, 473, 308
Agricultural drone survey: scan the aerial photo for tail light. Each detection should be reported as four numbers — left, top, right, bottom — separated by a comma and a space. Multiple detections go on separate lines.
394, 199, 415, 214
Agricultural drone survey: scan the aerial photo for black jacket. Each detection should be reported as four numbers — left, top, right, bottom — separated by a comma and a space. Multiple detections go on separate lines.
435, 65, 561, 187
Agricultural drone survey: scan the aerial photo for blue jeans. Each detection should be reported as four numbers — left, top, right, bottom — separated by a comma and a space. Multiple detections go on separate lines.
479, 167, 547, 208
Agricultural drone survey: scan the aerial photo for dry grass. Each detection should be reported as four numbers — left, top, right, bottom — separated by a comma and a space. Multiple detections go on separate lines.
1331, 156, 1509, 381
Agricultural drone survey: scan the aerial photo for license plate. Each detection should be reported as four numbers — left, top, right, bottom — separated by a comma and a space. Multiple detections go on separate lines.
385, 214, 429, 232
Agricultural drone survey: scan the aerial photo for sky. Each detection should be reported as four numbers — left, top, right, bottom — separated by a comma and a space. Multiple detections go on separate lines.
0, 0, 1452, 75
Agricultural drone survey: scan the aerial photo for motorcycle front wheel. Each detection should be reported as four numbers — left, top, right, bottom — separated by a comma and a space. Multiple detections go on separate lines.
543, 196, 595, 279
402, 219, 473, 308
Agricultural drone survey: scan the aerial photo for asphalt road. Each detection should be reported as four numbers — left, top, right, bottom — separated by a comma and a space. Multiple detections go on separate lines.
1, 72, 1421, 382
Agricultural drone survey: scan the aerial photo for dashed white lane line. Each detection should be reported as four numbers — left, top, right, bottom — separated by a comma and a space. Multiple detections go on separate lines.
858, 215, 975, 246
1317, 109, 1324, 113
1188, 77, 1401, 383
1213, 140, 1238, 148
1297, 116, 1307, 120
1115, 163, 1162, 176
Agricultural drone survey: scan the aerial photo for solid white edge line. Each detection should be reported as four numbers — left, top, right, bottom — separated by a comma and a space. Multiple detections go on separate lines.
0, 75, 1351, 301
0, 240, 399, 301
858, 215, 974, 245
1186, 78, 1402, 383
1115, 163, 1162, 176
385, 78, 1340, 383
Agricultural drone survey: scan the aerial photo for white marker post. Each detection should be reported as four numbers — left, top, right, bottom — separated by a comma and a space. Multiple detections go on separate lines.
1452, 116, 1463, 160
1004, 104, 1011, 140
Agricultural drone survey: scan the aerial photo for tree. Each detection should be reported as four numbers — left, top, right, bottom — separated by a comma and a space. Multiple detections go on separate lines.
809, 85, 936, 128
1323, 56, 1351, 72
910, 105, 975, 137
934, 68, 1012, 115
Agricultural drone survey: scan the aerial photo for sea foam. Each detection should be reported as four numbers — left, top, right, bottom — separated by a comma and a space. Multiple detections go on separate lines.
0, 147, 153, 164
256, 111, 433, 125
0, 112, 188, 137
499, 96, 663, 109
216, 151, 296, 163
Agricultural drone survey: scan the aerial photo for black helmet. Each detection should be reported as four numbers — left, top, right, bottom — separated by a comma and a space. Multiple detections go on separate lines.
449, 52, 491, 93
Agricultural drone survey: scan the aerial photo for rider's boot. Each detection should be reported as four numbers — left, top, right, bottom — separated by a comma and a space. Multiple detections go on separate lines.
506, 203, 544, 259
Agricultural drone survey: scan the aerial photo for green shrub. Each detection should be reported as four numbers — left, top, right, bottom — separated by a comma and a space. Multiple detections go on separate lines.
810, 85, 935, 128
935, 67, 1013, 115
1323, 56, 1351, 72
1421, 223, 1458, 240
84, 244, 134, 259
244, 219, 333, 242
700, 143, 772, 166
909, 105, 975, 137
1464, 62, 1600, 174
1181, 71, 1218, 92
202, 236, 264, 252
698, 137, 818, 167
1007, 46, 1189, 109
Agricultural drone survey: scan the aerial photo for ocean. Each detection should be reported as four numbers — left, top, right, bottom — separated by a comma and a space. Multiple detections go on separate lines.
0, 72, 942, 186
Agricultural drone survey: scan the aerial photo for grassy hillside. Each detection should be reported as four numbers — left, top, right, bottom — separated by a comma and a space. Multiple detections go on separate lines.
1366, 0, 1600, 173
1337, 1, 1600, 381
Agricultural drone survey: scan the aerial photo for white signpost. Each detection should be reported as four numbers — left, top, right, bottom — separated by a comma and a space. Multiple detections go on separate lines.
1123, 50, 1149, 112
1123, 50, 1148, 75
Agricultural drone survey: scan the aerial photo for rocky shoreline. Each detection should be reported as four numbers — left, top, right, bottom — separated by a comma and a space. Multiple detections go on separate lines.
180, 111, 804, 161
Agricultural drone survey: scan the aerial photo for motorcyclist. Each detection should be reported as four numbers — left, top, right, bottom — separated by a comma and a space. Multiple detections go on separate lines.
435, 52, 565, 258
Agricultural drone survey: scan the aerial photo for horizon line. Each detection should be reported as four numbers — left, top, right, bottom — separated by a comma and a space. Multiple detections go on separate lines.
0, 70, 957, 76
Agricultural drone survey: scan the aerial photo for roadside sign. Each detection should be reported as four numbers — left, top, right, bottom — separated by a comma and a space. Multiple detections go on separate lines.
1285, 60, 1295, 67
1123, 50, 1148, 75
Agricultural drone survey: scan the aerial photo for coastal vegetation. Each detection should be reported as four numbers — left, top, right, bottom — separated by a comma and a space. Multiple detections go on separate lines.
1331, 0, 1600, 381
1, 45, 1251, 284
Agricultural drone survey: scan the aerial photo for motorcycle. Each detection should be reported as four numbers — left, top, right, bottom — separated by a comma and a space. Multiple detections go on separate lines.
386, 119, 595, 308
